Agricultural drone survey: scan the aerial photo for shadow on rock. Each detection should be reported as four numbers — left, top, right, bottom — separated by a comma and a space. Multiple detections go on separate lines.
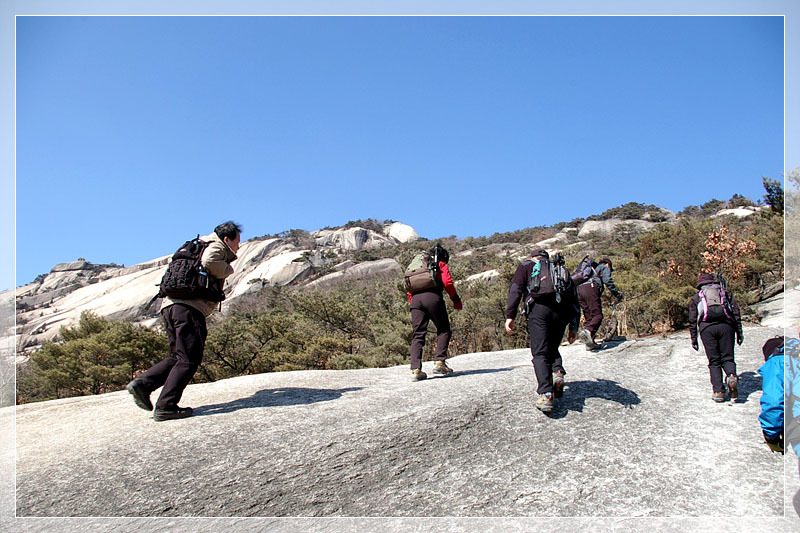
194, 387, 363, 416
733, 371, 761, 404
548, 379, 641, 418
592, 338, 628, 351
448, 367, 516, 378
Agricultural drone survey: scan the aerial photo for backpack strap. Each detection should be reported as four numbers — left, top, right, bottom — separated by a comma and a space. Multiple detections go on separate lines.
142, 292, 161, 314
697, 289, 708, 323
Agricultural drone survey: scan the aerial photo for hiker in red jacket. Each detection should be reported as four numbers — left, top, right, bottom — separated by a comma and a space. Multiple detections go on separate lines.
406, 244, 462, 381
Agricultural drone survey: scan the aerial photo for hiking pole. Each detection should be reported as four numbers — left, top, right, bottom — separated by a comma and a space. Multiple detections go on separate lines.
603, 301, 621, 342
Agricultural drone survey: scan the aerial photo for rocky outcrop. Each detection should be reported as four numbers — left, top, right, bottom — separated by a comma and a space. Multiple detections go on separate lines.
464, 269, 499, 284
50, 260, 92, 273
714, 206, 768, 218
15, 223, 420, 350
534, 232, 570, 249
383, 222, 419, 243
306, 259, 402, 289
577, 218, 659, 239
312, 227, 394, 251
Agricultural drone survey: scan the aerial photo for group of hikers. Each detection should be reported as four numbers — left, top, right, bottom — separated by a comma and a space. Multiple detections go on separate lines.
124, 223, 798, 480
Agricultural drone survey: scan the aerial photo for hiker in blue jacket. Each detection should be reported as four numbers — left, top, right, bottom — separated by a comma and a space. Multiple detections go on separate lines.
758, 333, 800, 517
758, 336, 788, 452
784, 334, 800, 516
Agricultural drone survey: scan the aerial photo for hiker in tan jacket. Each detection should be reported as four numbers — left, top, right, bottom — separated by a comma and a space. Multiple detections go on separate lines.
127, 221, 241, 421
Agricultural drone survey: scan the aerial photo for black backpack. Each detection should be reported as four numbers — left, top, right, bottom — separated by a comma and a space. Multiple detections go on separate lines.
157, 236, 226, 302
525, 254, 571, 308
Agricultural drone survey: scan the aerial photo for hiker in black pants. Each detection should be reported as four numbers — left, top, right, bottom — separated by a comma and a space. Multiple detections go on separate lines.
688, 273, 743, 403
406, 244, 462, 381
127, 221, 241, 421
505, 249, 580, 412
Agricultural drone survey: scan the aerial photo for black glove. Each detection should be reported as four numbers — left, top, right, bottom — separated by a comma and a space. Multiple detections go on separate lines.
736, 327, 744, 346
691, 341, 699, 351
763, 431, 784, 454
615, 292, 624, 302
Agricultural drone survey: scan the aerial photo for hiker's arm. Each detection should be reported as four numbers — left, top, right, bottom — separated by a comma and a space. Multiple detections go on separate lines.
202, 242, 235, 279
600, 266, 622, 298
439, 263, 463, 310
505, 264, 527, 320
728, 291, 742, 325
688, 296, 699, 347
759, 358, 784, 450
439, 263, 457, 299
569, 288, 580, 333
728, 291, 744, 343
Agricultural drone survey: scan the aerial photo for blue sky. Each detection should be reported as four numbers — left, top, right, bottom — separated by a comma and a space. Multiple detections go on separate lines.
7, 7, 796, 289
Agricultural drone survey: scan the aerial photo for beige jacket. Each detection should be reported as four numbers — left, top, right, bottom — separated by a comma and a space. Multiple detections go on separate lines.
161, 232, 238, 317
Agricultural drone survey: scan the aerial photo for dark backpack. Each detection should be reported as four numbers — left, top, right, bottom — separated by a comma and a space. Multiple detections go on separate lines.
525, 255, 571, 308
571, 255, 598, 285
157, 236, 226, 302
404, 252, 441, 294
696, 283, 732, 324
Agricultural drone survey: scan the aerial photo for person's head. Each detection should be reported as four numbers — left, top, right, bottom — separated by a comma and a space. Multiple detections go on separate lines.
531, 248, 549, 260
430, 243, 449, 264
762, 336, 785, 361
215, 221, 243, 253
599, 257, 613, 271
696, 272, 715, 289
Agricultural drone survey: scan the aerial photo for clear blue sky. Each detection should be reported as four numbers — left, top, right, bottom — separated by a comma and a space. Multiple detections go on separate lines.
7, 8, 795, 288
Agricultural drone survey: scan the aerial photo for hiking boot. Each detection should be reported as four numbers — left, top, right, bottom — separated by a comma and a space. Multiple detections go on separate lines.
726, 374, 739, 400
579, 329, 598, 350
553, 371, 565, 398
411, 368, 427, 381
536, 393, 554, 413
432, 360, 453, 375
712, 391, 725, 403
153, 406, 193, 421
126, 379, 153, 411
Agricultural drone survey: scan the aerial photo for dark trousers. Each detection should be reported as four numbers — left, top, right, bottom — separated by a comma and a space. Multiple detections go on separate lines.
410, 291, 451, 369
699, 322, 736, 393
577, 282, 603, 338
138, 303, 207, 409
527, 303, 568, 395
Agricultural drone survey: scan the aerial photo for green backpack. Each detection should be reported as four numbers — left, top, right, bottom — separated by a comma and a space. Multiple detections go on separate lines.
404, 252, 440, 294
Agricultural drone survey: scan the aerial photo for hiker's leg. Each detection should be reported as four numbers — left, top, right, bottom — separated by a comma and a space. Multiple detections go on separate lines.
154, 304, 207, 409
409, 294, 431, 370
701, 325, 724, 393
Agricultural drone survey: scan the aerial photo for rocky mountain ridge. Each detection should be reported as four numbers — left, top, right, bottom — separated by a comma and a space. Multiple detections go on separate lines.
14, 222, 419, 350
12, 204, 772, 352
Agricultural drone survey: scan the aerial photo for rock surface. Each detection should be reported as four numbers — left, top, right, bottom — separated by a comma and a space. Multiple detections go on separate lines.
6, 322, 799, 531
383, 222, 419, 243
306, 258, 402, 289
577, 218, 659, 239
714, 206, 768, 218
